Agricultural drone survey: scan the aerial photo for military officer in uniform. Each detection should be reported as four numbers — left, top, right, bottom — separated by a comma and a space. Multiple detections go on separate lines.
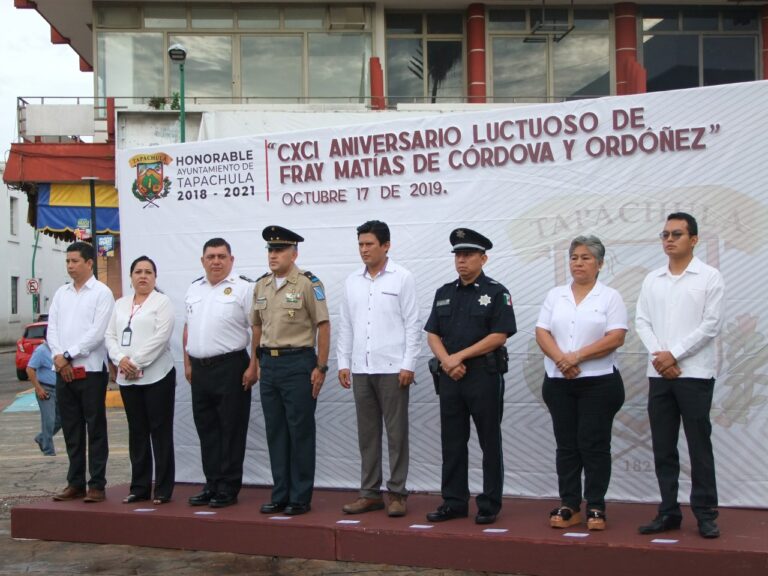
251, 226, 330, 516
183, 237, 258, 508
424, 228, 517, 525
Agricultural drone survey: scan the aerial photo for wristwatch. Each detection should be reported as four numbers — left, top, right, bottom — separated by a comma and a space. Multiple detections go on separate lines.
63, 351, 72, 362
316, 364, 329, 374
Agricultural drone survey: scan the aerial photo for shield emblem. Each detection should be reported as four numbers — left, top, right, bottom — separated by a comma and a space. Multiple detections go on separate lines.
136, 162, 165, 198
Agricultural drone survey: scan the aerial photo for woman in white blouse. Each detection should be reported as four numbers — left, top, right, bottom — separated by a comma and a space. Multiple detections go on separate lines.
106, 256, 176, 505
535, 236, 627, 531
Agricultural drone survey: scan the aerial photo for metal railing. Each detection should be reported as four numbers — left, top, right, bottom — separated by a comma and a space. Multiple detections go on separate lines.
15, 93, 605, 143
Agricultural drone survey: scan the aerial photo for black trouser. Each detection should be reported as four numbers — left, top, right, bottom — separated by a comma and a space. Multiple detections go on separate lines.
648, 377, 718, 521
438, 363, 504, 515
190, 350, 251, 496
259, 349, 317, 506
542, 369, 625, 512
119, 367, 176, 500
56, 369, 109, 490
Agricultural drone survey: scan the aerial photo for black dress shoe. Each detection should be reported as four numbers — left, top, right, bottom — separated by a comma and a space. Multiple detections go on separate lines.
475, 512, 497, 525
260, 502, 288, 514
698, 519, 720, 539
209, 494, 238, 508
122, 494, 149, 504
284, 503, 311, 515
188, 489, 215, 506
638, 514, 682, 534
426, 505, 468, 523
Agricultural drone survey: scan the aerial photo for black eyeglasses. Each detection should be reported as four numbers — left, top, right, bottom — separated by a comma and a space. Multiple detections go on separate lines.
659, 231, 687, 240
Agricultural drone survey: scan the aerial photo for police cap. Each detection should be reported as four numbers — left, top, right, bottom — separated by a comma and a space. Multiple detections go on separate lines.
262, 225, 304, 248
450, 228, 493, 253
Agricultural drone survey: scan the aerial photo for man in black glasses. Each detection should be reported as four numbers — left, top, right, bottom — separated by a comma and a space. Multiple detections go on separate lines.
635, 212, 725, 539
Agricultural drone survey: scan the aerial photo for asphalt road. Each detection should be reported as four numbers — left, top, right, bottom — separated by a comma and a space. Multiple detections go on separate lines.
0, 350, 503, 576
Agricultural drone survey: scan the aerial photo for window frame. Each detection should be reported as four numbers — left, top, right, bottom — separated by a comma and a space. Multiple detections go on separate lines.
639, 6, 759, 91
487, 7, 613, 103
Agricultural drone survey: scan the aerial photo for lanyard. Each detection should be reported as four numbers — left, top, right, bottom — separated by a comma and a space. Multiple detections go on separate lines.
127, 299, 144, 329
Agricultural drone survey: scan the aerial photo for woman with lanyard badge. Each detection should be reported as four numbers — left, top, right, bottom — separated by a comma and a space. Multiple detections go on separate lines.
535, 236, 627, 530
106, 256, 176, 505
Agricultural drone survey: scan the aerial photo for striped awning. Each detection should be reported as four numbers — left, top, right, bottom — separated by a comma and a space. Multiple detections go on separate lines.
36, 183, 119, 234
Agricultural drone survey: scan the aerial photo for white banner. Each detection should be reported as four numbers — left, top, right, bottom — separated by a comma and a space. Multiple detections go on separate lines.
117, 81, 768, 508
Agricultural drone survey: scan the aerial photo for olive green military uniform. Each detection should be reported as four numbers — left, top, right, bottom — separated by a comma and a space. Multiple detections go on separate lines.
252, 265, 329, 506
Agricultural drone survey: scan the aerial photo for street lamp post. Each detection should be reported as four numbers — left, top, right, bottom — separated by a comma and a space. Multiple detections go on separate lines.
168, 43, 187, 143
81, 176, 99, 279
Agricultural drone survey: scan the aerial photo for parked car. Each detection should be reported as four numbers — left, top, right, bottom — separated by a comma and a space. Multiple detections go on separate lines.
15, 321, 48, 381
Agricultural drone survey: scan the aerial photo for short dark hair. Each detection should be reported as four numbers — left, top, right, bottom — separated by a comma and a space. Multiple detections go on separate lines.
356, 220, 390, 245
130, 255, 157, 275
203, 237, 232, 255
667, 212, 698, 236
67, 241, 95, 262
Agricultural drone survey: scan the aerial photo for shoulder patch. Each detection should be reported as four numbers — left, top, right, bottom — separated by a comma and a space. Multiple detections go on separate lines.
303, 270, 321, 284
313, 286, 326, 301
255, 272, 271, 282
191, 275, 204, 284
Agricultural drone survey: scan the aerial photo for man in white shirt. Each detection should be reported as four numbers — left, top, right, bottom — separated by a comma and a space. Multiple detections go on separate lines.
183, 238, 258, 508
48, 242, 115, 503
635, 212, 725, 539
337, 221, 421, 517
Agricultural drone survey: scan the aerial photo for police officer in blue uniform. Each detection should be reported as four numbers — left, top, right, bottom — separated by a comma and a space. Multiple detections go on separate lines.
424, 228, 516, 525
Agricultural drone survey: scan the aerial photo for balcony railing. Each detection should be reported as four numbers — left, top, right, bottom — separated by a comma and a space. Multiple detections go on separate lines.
16, 94, 602, 144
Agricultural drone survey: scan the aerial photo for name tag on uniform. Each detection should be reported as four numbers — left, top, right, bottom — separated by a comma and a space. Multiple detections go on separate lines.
121, 327, 133, 346
437, 299, 450, 307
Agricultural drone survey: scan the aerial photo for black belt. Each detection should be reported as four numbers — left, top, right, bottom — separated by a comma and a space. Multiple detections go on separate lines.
260, 347, 313, 358
189, 349, 246, 367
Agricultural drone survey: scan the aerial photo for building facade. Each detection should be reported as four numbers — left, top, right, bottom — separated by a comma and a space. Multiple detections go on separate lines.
3, 0, 767, 283
0, 162, 69, 344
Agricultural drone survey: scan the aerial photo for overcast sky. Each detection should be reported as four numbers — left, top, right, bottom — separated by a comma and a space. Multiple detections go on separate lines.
0, 3, 93, 164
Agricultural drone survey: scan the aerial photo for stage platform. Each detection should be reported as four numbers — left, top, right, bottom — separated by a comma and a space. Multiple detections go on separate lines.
11, 485, 767, 576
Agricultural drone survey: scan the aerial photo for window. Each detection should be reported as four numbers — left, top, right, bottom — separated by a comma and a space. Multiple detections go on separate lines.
9, 197, 18, 236
94, 4, 371, 104
11, 277, 19, 316
386, 12, 464, 104
95, 6, 140, 28
489, 8, 610, 103
641, 7, 758, 92
144, 6, 186, 29
97, 33, 164, 105
169, 35, 234, 100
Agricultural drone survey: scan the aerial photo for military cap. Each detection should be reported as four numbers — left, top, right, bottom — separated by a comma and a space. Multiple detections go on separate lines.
450, 228, 493, 253
262, 225, 304, 248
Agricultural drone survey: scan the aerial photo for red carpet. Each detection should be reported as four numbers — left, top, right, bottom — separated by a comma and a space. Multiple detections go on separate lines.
11, 485, 767, 576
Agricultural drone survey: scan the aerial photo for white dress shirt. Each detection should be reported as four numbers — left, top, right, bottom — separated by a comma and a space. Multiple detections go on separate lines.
636, 256, 725, 379
105, 290, 175, 386
184, 273, 254, 358
536, 281, 628, 378
47, 275, 115, 372
337, 259, 421, 373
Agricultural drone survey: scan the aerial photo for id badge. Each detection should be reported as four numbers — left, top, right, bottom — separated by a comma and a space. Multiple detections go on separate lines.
121, 327, 133, 346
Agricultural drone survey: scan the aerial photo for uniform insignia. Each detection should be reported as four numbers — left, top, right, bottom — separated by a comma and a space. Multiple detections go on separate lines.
437, 298, 450, 306
239, 274, 256, 283
285, 292, 300, 303
224, 287, 232, 295
456, 229, 466, 238
479, 294, 492, 306
503, 293, 513, 306
256, 297, 266, 303
191, 275, 204, 284
313, 286, 326, 301
303, 270, 320, 283
288, 310, 295, 318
